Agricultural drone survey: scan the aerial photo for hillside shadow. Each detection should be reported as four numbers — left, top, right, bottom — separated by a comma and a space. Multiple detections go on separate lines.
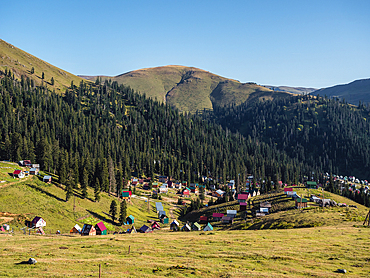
26, 183, 65, 202
86, 209, 116, 226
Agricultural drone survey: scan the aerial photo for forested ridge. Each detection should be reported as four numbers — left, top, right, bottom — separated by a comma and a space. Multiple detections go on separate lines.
0, 70, 317, 197
209, 95, 370, 179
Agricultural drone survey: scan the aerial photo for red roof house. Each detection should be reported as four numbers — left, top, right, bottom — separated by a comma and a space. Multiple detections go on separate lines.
13, 170, 25, 178
237, 193, 249, 203
199, 216, 208, 223
95, 222, 107, 235
212, 213, 224, 221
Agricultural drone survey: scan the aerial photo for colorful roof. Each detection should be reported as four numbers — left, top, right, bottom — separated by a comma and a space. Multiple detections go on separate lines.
296, 198, 308, 203
199, 216, 208, 221
237, 194, 249, 199
239, 202, 248, 206
155, 202, 164, 211
212, 213, 224, 218
13, 170, 22, 175
95, 221, 107, 231
171, 220, 179, 226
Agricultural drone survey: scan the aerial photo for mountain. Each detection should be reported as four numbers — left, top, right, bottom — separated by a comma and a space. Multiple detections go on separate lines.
0, 39, 88, 91
311, 78, 370, 105
263, 85, 317, 95
80, 65, 292, 112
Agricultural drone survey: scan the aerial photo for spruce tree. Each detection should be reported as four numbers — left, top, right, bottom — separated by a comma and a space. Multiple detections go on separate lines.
118, 200, 127, 225
94, 178, 101, 202
81, 167, 88, 198
109, 200, 118, 222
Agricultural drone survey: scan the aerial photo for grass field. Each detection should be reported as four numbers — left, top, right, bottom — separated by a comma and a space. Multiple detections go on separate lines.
1, 224, 369, 277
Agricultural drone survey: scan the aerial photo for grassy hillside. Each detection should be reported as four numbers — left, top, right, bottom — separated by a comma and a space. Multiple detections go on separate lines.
0, 39, 89, 92
312, 78, 370, 105
263, 85, 317, 95
0, 163, 162, 232
81, 65, 292, 112
1, 225, 369, 277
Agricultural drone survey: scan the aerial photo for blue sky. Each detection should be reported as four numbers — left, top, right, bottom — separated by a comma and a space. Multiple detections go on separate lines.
2, 0, 369, 88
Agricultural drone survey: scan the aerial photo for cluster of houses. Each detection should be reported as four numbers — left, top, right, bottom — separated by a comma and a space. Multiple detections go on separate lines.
169, 219, 213, 232
12, 161, 52, 183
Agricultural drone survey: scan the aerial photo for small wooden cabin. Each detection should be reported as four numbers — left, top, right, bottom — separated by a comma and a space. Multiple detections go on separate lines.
95, 222, 107, 235
43, 175, 52, 183
81, 224, 96, 236
170, 220, 180, 231
70, 224, 82, 234
203, 223, 213, 232
126, 215, 135, 225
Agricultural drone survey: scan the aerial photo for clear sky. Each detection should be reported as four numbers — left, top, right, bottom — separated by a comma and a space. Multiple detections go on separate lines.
2, 0, 369, 88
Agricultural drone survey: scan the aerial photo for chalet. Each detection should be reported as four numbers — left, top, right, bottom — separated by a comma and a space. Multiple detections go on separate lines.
95, 222, 107, 235
221, 216, 234, 224
121, 191, 132, 200
306, 181, 317, 189
13, 170, 25, 179
70, 224, 82, 234
170, 220, 180, 231
31, 216, 46, 228
139, 225, 152, 233
199, 216, 208, 223
284, 187, 293, 193
239, 202, 248, 211
43, 175, 52, 183
260, 207, 269, 213
29, 168, 39, 175
182, 188, 190, 197
212, 213, 224, 221
158, 210, 166, 219
81, 224, 96, 236
226, 210, 237, 218
192, 222, 202, 231
160, 215, 169, 224
159, 176, 168, 183
126, 215, 135, 225
158, 185, 168, 193
295, 198, 308, 209
237, 193, 249, 203
151, 221, 161, 230
155, 202, 164, 212
213, 189, 225, 198
203, 223, 213, 232
181, 223, 191, 232
152, 182, 159, 188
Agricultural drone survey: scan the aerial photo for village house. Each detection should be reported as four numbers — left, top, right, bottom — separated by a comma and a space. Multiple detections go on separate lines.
152, 182, 159, 188
199, 216, 208, 223
170, 220, 180, 231
29, 168, 39, 175
226, 210, 237, 219
158, 210, 166, 219
182, 188, 191, 197
260, 207, 269, 214
192, 222, 202, 231
221, 216, 234, 224
13, 170, 25, 179
43, 175, 52, 183
203, 223, 213, 231
81, 224, 96, 236
121, 190, 132, 200
30, 216, 46, 228
160, 215, 169, 224
155, 202, 164, 213
151, 221, 161, 230
70, 224, 82, 234
295, 198, 308, 209
306, 181, 317, 189
181, 223, 191, 232
95, 222, 107, 235
237, 193, 249, 203
213, 189, 225, 198
139, 225, 152, 233
126, 215, 135, 225
239, 202, 248, 211
158, 185, 168, 193
212, 213, 224, 221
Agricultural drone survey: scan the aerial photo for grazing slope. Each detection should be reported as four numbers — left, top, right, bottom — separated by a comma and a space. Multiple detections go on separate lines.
81, 65, 290, 112
312, 78, 370, 105
0, 39, 88, 91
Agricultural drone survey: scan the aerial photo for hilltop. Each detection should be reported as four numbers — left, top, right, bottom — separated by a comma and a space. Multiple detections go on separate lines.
80, 65, 291, 112
311, 78, 370, 105
0, 39, 89, 92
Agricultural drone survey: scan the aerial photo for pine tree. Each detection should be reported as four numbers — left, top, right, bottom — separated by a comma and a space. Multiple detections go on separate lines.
65, 171, 74, 202
118, 200, 127, 225
51, 77, 54, 86
31, 67, 34, 74
116, 161, 123, 196
109, 200, 118, 222
81, 167, 88, 198
108, 157, 116, 195
101, 158, 109, 192
94, 178, 101, 202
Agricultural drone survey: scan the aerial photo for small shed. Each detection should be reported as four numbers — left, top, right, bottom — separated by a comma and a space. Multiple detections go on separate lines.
70, 224, 82, 234
181, 223, 191, 232
43, 175, 52, 183
139, 225, 152, 233
95, 221, 107, 235
203, 223, 213, 232
199, 216, 208, 223
126, 215, 135, 225
295, 198, 308, 209
31, 216, 46, 228
212, 213, 224, 221
237, 193, 249, 203
81, 224, 96, 236
13, 170, 25, 178
226, 210, 237, 218
170, 220, 180, 231
160, 215, 169, 224
239, 202, 248, 211
192, 222, 202, 231
29, 168, 39, 175
222, 216, 234, 224
121, 191, 132, 200
151, 221, 161, 230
